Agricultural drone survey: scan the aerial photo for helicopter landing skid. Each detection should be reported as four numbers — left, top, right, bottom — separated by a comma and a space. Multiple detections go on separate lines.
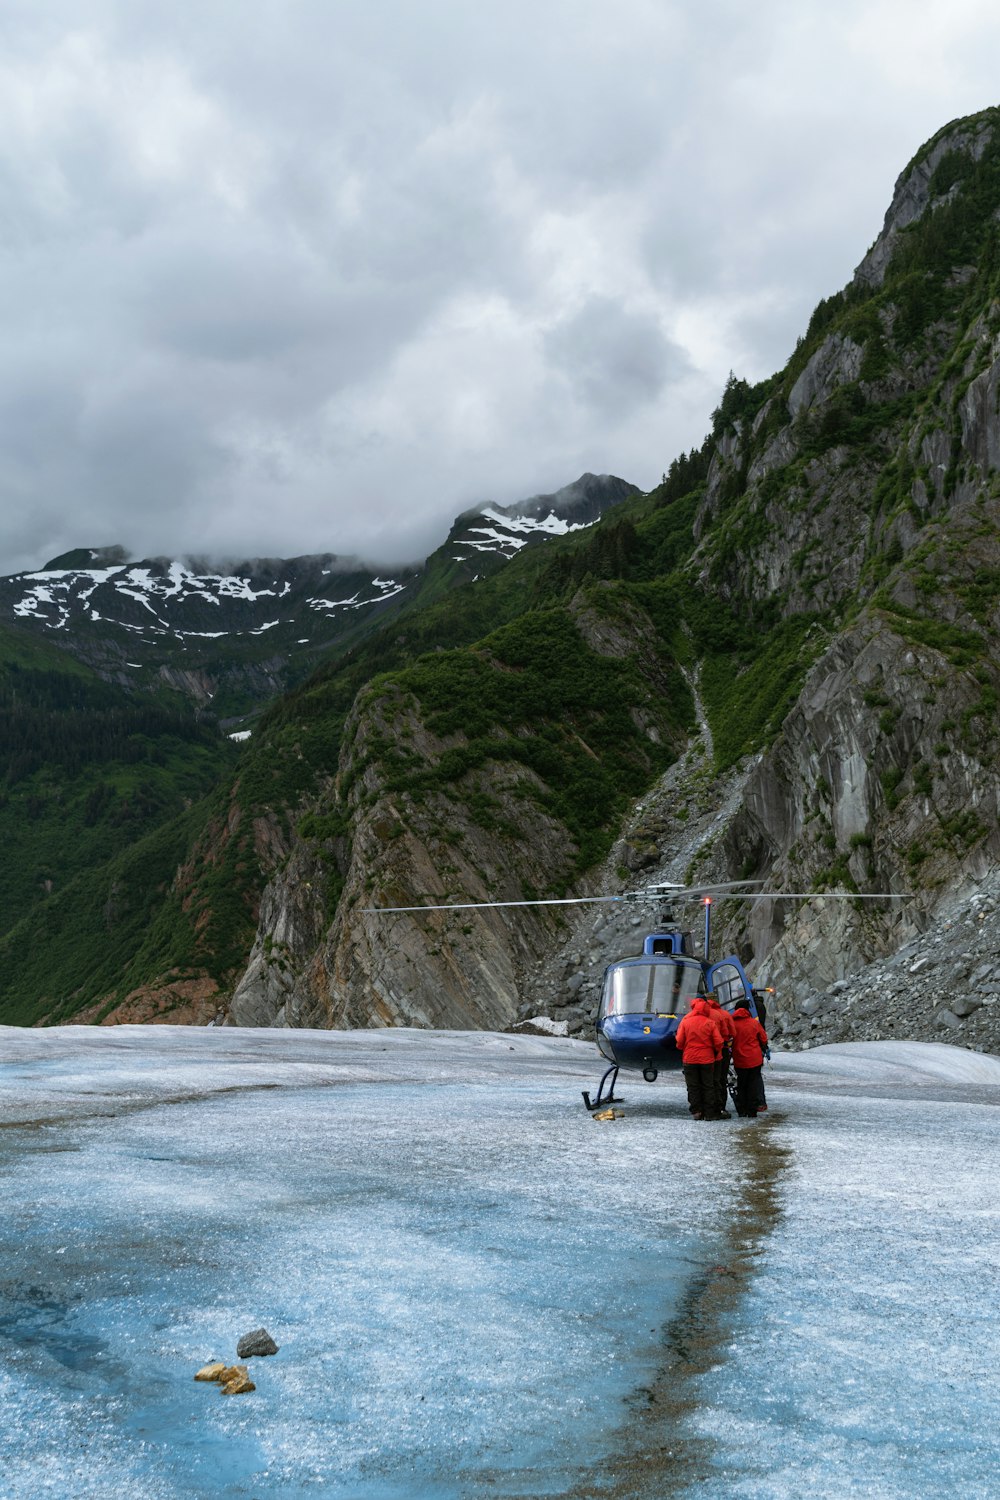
583, 1064, 620, 1112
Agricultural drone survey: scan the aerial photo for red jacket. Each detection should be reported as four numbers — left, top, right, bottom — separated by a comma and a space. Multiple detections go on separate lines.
731, 1009, 768, 1068
708, 1000, 736, 1046
675, 998, 723, 1064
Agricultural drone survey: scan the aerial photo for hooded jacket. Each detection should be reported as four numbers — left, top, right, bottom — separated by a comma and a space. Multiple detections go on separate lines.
708, 997, 736, 1047
731, 1007, 768, 1068
674, 997, 723, 1065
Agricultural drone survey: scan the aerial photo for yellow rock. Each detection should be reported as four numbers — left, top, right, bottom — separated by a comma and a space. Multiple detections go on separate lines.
221, 1372, 256, 1395
592, 1108, 624, 1121
194, 1362, 228, 1382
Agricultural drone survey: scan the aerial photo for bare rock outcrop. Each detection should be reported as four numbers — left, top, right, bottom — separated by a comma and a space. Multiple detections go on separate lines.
854, 119, 994, 288
231, 687, 590, 1031
787, 335, 864, 418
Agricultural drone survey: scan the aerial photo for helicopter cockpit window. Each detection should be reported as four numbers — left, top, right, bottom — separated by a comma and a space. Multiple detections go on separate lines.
712, 963, 747, 1010
600, 961, 706, 1020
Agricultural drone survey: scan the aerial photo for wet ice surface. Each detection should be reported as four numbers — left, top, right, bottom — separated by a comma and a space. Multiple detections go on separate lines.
2, 1029, 999, 1499
0, 1026, 725, 1499
685, 1042, 1000, 1500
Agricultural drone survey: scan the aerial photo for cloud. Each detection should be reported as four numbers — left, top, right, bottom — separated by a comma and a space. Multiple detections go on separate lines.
545, 296, 690, 418
0, 0, 999, 572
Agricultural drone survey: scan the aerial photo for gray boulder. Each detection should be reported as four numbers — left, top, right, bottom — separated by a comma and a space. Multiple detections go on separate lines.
236, 1328, 279, 1358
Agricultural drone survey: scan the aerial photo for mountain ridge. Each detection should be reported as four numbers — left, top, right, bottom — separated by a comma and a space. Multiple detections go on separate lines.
0, 472, 637, 722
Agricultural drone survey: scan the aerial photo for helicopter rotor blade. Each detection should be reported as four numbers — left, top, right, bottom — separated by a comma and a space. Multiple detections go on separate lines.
362, 894, 628, 914
362, 879, 769, 915
719, 891, 910, 900
625, 879, 766, 901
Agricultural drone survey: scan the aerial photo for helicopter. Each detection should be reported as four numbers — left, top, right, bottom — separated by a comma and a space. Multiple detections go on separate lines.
364, 879, 909, 1113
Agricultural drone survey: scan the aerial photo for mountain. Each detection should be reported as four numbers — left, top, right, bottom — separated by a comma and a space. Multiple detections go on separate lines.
0, 474, 636, 722
520, 108, 1000, 1048
0, 545, 421, 720
3, 109, 1000, 1045
0, 474, 638, 1025
446, 473, 638, 569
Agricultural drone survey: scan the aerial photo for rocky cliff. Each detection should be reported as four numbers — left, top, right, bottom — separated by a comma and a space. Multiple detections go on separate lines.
231, 589, 691, 1028
515, 105, 1000, 1050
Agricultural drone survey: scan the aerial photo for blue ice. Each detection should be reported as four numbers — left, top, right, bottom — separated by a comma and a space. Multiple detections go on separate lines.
0, 1027, 733, 1498
4, 1029, 1000, 1498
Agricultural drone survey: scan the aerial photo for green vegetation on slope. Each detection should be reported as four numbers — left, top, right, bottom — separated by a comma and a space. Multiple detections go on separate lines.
353, 606, 692, 879
0, 637, 233, 945
0, 637, 239, 1026
0, 808, 201, 1026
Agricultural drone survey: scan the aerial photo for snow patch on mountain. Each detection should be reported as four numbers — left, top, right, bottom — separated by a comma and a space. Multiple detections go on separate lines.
306, 579, 406, 613
453, 504, 595, 559
6, 560, 408, 642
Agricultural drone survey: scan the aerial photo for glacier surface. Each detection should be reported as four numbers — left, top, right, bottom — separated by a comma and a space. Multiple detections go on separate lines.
1, 1028, 998, 1498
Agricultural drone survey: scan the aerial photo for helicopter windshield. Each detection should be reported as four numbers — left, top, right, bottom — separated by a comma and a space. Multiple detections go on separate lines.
599, 960, 706, 1020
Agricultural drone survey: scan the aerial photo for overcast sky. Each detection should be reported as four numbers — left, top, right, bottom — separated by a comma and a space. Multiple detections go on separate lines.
1, 0, 998, 573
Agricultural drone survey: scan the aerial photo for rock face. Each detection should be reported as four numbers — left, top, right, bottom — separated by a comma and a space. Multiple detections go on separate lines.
231, 591, 688, 1031
718, 610, 1000, 1002
854, 117, 994, 288
787, 335, 865, 418
232, 693, 620, 1031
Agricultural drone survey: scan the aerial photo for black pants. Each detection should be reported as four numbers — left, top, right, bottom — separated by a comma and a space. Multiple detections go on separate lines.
683, 1062, 717, 1118
735, 1066, 766, 1117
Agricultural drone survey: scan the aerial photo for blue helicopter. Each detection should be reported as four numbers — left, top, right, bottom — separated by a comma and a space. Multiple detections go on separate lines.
582, 881, 762, 1111
366, 878, 908, 1112
581, 879, 910, 1111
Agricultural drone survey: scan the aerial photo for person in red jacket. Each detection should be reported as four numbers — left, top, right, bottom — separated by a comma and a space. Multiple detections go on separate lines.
674, 997, 724, 1120
707, 995, 736, 1118
730, 1005, 769, 1117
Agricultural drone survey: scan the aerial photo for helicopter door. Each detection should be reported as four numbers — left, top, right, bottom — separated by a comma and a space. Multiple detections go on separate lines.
706, 957, 758, 1017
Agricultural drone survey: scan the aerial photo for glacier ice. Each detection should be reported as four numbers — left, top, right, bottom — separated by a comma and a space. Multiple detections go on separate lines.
2, 1028, 999, 1498
0, 1028, 720, 1497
